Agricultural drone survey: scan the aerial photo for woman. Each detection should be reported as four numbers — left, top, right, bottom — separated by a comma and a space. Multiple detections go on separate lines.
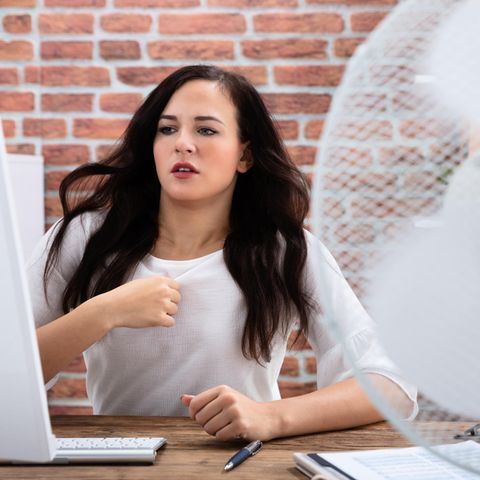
30, 65, 416, 441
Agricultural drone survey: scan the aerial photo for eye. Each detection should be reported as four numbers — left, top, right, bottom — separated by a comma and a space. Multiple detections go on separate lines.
198, 127, 217, 136
158, 126, 176, 135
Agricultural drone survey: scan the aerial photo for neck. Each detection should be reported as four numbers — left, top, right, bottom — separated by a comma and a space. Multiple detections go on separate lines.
154, 196, 231, 260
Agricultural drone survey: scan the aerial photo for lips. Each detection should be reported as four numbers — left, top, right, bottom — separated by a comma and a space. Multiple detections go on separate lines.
171, 162, 199, 174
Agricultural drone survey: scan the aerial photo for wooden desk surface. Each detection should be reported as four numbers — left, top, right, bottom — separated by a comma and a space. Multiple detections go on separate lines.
0, 417, 470, 479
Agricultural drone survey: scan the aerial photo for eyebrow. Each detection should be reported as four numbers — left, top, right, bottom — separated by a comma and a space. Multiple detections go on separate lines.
158, 115, 225, 125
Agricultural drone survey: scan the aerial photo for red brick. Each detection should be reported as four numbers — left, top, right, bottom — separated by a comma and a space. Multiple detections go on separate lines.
23, 118, 66, 138
322, 197, 345, 218
325, 147, 373, 168
26, 66, 110, 86
242, 38, 327, 59
305, 357, 316, 374
221, 65, 267, 85
351, 197, 436, 218
400, 119, 452, 140
148, 40, 234, 60
278, 381, 316, 398
115, 0, 198, 5
288, 146, 317, 166
276, 120, 298, 140
334, 37, 365, 57
48, 378, 87, 399
100, 13, 151, 33
332, 250, 365, 273
159, 14, 246, 34
49, 406, 93, 416
6, 143, 35, 154
2, 119, 15, 137
43, 144, 90, 165
46, 170, 70, 191
254, 13, 343, 33
0, 0, 35, 5
41, 93, 93, 112
379, 146, 424, 166
334, 223, 376, 244
210, 0, 296, 6
0, 41, 32, 60
0, 68, 18, 85
280, 357, 300, 377
0, 92, 34, 111
275, 65, 345, 87
263, 93, 331, 114
73, 118, 128, 139
100, 41, 140, 60
46, 0, 105, 5
403, 172, 444, 194
100, 93, 143, 113
41, 41, 93, 60
351, 11, 387, 32
39, 14, 94, 34
117, 66, 176, 86
336, 119, 393, 141
3, 14, 31, 33
45, 197, 63, 217
65, 355, 87, 373
287, 330, 311, 351
305, 119, 325, 140
324, 171, 397, 193
96, 144, 115, 161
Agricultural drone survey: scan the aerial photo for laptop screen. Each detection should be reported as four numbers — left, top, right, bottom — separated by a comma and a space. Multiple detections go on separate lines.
0, 116, 56, 462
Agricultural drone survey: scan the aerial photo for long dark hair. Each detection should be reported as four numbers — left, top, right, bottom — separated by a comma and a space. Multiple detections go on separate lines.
44, 64, 315, 363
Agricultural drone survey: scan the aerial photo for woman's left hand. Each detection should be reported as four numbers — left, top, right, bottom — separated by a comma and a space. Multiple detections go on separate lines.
181, 385, 280, 441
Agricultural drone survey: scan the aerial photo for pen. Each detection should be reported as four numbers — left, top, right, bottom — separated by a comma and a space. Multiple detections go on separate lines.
224, 440, 263, 471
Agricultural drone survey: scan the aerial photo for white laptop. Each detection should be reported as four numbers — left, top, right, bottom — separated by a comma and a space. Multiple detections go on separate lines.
0, 119, 166, 464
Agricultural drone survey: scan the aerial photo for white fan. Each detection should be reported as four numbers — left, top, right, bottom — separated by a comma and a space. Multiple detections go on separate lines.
312, 0, 480, 474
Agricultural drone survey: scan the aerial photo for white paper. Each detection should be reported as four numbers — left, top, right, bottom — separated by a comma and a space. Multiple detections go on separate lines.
318, 441, 480, 480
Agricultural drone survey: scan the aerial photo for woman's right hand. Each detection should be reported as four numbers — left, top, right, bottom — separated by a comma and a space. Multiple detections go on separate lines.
94, 276, 181, 330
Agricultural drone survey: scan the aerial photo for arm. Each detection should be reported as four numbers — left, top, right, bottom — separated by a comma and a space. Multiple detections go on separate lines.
181, 374, 412, 441
37, 276, 181, 383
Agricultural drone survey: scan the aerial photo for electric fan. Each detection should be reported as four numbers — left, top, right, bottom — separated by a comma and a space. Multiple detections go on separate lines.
311, 0, 480, 474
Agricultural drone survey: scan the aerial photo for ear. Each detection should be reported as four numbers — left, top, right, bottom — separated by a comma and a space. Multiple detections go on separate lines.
237, 144, 253, 174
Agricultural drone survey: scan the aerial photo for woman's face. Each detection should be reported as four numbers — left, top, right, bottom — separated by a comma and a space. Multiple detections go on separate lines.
153, 79, 250, 205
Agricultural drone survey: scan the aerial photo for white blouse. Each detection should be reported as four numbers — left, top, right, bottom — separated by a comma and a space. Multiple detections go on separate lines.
27, 212, 417, 417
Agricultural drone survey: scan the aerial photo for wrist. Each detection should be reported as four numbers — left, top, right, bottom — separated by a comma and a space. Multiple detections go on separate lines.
81, 294, 116, 334
264, 399, 291, 440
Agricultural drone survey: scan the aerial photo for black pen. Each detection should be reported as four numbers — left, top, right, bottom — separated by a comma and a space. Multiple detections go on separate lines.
224, 440, 263, 471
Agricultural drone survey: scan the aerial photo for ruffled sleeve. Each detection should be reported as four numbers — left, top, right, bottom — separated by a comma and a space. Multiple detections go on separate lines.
303, 230, 418, 420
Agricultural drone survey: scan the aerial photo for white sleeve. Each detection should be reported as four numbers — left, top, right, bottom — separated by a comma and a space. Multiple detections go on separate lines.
26, 211, 101, 327
303, 230, 418, 420
26, 212, 101, 390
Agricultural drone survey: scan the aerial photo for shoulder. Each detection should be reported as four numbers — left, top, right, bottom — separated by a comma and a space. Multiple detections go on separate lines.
303, 228, 342, 278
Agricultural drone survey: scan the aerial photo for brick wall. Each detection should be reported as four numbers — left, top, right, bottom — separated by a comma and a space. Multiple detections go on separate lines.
0, 0, 399, 414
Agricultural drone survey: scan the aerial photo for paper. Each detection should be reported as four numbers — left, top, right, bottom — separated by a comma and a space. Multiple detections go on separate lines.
302, 441, 480, 480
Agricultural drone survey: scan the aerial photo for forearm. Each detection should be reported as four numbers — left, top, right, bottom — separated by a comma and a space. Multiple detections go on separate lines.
270, 374, 413, 439
36, 296, 112, 384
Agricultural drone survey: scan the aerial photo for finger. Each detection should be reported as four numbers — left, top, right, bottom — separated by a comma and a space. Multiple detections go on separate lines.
213, 421, 245, 441
202, 409, 232, 437
161, 314, 175, 327
166, 278, 180, 290
165, 301, 178, 316
181, 394, 194, 407
188, 386, 222, 418
169, 288, 181, 304
193, 396, 224, 426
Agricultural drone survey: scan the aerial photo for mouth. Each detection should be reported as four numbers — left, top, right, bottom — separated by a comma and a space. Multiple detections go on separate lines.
171, 162, 199, 174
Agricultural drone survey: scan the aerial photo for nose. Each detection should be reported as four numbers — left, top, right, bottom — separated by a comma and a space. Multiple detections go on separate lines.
175, 131, 196, 155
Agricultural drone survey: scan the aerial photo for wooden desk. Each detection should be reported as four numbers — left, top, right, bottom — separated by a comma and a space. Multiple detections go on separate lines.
0, 417, 470, 479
